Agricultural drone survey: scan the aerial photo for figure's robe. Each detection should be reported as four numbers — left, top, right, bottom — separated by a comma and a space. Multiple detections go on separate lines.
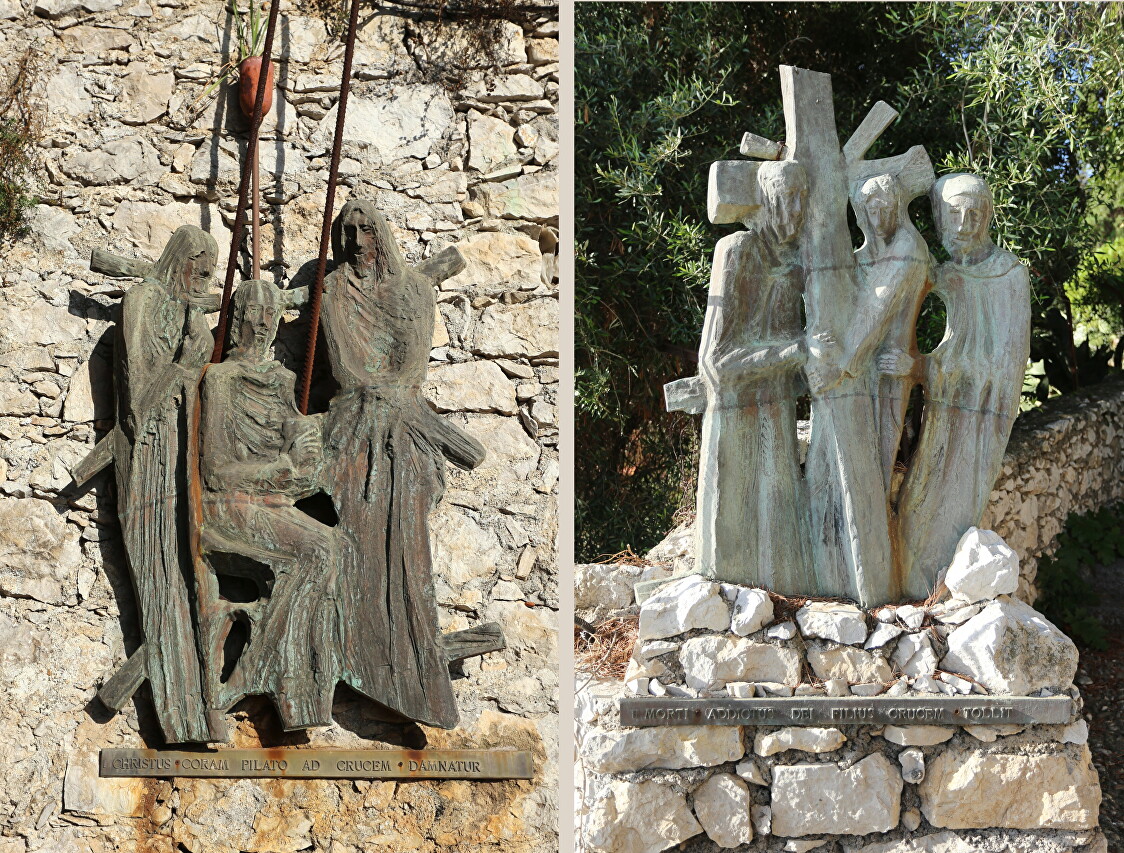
898, 247, 1031, 597
318, 239, 483, 729
199, 359, 339, 730
115, 281, 212, 743
694, 229, 813, 593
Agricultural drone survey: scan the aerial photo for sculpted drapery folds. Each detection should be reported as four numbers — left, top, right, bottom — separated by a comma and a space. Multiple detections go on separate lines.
695, 160, 813, 592
674, 67, 1031, 608
114, 225, 219, 744
81, 195, 494, 741
198, 278, 339, 731
898, 174, 1031, 598
318, 199, 484, 730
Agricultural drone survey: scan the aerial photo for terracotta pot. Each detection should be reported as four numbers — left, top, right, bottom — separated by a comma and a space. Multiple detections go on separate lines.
238, 55, 274, 118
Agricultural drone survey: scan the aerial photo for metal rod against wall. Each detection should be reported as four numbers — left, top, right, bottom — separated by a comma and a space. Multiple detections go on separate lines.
296, 0, 361, 414
210, 0, 281, 363
252, 144, 260, 280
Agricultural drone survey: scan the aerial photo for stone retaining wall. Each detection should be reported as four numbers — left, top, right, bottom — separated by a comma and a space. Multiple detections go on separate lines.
575, 573, 1105, 853
0, 1, 558, 851
982, 375, 1124, 602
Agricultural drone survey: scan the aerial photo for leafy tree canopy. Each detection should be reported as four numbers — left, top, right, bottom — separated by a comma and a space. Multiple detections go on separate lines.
576, 2, 1124, 561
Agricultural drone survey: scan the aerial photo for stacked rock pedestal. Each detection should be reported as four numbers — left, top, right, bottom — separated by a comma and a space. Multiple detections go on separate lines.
575, 530, 1104, 853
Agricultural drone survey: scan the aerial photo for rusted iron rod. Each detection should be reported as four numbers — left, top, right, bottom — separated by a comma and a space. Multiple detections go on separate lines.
296, 0, 362, 414
210, 0, 282, 363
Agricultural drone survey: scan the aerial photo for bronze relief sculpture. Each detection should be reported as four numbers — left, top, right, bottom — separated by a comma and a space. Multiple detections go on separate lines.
78, 201, 498, 743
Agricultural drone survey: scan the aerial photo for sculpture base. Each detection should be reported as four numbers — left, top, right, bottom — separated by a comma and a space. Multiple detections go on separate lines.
575, 574, 1104, 852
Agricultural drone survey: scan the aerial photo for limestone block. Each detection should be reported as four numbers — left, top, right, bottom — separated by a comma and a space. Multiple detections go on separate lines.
62, 353, 112, 422
584, 779, 701, 853
0, 382, 39, 416
470, 173, 558, 223
796, 602, 867, 645
440, 232, 542, 292
692, 773, 753, 848
680, 635, 801, 690
472, 297, 558, 359
919, 747, 1100, 829
315, 87, 455, 161
943, 527, 1019, 602
118, 62, 175, 125
843, 831, 981, 852
940, 597, 1078, 695
47, 67, 92, 119
897, 747, 925, 783
735, 758, 767, 785
574, 562, 641, 619
27, 205, 80, 255
882, 726, 953, 747
962, 724, 1024, 742
786, 842, 829, 853
771, 754, 903, 837
425, 361, 517, 414
463, 416, 541, 484
865, 622, 903, 649
891, 632, 938, 678
637, 576, 729, 641
430, 509, 502, 587
61, 136, 162, 186
807, 643, 892, 683
465, 74, 544, 103
467, 111, 519, 173
731, 587, 773, 636
754, 727, 846, 757
63, 748, 146, 816
580, 725, 743, 774
0, 497, 82, 604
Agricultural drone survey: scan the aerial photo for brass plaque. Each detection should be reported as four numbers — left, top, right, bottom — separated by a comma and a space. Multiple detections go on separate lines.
619, 696, 1074, 727
101, 749, 533, 780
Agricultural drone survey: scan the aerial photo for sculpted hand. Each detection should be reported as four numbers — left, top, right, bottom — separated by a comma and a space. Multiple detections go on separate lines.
878, 349, 914, 377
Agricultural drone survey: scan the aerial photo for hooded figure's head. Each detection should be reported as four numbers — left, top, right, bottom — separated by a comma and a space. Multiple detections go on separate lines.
332, 198, 406, 281
150, 225, 218, 302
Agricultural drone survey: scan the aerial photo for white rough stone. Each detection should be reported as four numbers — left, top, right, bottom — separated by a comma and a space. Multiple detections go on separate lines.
692, 774, 753, 848
727, 681, 754, 698
807, 643, 892, 683
785, 842, 828, 853
61, 136, 162, 186
962, 724, 1025, 742
893, 604, 927, 629
937, 672, 973, 694
864, 622, 903, 649
901, 808, 922, 832
441, 231, 542, 292
771, 754, 903, 837
584, 779, 701, 853
467, 111, 519, 173
898, 747, 925, 783
1061, 719, 1089, 745
881, 728, 953, 746
316, 86, 455, 161
471, 173, 558, 222
580, 725, 743, 774
574, 562, 640, 620
472, 297, 558, 358
943, 527, 1020, 603
795, 602, 867, 645
919, 746, 1101, 829
891, 632, 938, 678
118, 62, 175, 125
754, 727, 846, 757
933, 602, 982, 625
429, 509, 502, 587
850, 682, 885, 696
0, 497, 82, 604
637, 576, 729, 641
425, 361, 517, 414
679, 635, 801, 690
47, 67, 92, 118
768, 621, 798, 640
940, 597, 1078, 695
735, 758, 767, 785
731, 587, 773, 636
63, 748, 145, 815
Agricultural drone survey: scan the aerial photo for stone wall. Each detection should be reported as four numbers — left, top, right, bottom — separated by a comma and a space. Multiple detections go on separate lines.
0, 1, 558, 851
981, 375, 1124, 602
576, 574, 1105, 853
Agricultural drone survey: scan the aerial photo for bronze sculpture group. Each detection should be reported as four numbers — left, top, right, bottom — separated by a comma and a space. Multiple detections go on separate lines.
77, 200, 491, 744
670, 66, 1030, 608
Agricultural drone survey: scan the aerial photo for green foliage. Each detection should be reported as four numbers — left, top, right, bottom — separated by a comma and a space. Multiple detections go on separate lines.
576, 1, 1124, 560
0, 51, 39, 246
1036, 504, 1124, 649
